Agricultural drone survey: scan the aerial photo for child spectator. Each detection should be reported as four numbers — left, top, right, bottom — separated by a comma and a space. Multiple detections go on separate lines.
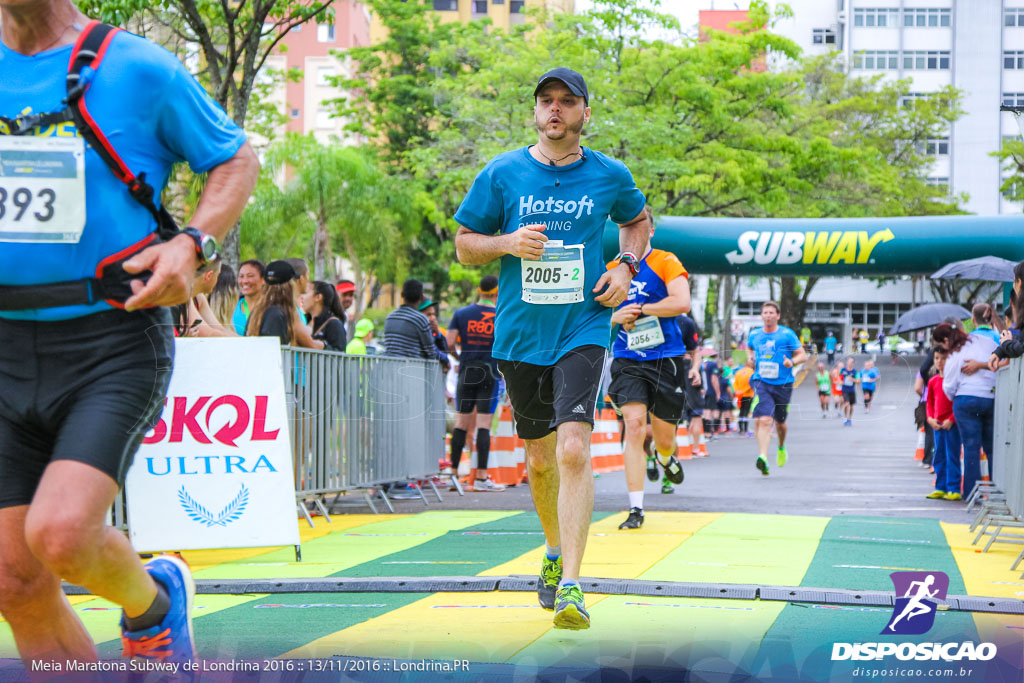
925, 347, 961, 500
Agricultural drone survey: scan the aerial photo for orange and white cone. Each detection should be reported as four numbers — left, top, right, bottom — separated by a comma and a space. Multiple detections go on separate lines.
676, 424, 693, 460
980, 448, 990, 482
914, 427, 925, 461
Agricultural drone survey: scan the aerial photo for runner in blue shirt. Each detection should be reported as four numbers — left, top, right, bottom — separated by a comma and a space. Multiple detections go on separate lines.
606, 227, 690, 527
747, 301, 807, 476
861, 359, 880, 413
454, 67, 649, 630
824, 330, 838, 365
840, 356, 861, 426
0, 5, 258, 666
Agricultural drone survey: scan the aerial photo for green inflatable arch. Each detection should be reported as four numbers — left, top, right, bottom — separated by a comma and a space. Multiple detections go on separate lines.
602, 215, 1024, 275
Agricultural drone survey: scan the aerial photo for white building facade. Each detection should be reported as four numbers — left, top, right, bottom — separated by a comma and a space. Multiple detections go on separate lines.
771, 0, 1023, 216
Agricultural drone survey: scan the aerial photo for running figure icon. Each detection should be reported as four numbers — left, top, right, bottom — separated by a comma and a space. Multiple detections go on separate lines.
887, 575, 939, 632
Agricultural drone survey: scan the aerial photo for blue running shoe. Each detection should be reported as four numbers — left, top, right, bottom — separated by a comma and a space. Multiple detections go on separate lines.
553, 584, 590, 630
121, 555, 196, 662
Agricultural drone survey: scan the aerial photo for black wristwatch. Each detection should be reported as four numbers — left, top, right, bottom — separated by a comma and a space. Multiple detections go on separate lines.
182, 227, 221, 265
618, 251, 640, 276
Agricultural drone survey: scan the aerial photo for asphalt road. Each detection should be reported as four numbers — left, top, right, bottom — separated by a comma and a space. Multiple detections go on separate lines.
362, 354, 975, 524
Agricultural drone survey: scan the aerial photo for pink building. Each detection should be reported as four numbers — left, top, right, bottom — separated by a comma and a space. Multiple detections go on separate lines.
274, 1, 370, 140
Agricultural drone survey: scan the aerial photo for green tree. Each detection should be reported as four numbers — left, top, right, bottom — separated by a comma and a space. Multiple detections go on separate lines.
79, 0, 333, 266
244, 134, 425, 319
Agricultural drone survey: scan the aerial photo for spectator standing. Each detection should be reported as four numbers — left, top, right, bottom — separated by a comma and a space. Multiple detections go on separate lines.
799, 325, 812, 351
990, 261, 1024, 368
208, 263, 240, 330
172, 263, 236, 338
383, 279, 449, 366
346, 318, 375, 355
925, 347, 961, 500
233, 259, 265, 335
418, 299, 449, 359
302, 281, 347, 351
858, 328, 869, 353
246, 261, 304, 345
877, 329, 886, 354
969, 303, 1002, 344
936, 322, 998, 499
888, 334, 901, 364
336, 280, 356, 324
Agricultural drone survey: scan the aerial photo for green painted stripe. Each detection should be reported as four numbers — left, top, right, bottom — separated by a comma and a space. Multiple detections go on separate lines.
95, 511, 610, 659
756, 516, 979, 681
194, 510, 520, 580
517, 513, 827, 669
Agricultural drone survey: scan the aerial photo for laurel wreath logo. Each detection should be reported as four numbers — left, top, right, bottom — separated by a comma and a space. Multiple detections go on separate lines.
178, 484, 249, 527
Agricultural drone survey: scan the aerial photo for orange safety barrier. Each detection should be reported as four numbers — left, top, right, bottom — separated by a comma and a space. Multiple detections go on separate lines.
914, 426, 925, 461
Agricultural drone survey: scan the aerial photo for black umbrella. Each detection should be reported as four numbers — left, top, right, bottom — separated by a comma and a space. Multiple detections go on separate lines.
930, 256, 1017, 283
889, 303, 970, 335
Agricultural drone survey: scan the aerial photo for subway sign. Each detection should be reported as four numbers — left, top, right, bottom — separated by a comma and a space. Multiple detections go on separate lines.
602, 215, 1024, 275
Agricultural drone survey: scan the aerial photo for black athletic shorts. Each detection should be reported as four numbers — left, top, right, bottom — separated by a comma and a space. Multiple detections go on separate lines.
455, 360, 500, 414
607, 355, 687, 424
703, 392, 720, 411
842, 389, 857, 405
0, 308, 174, 508
497, 345, 606, 440
682, 358, 703, 418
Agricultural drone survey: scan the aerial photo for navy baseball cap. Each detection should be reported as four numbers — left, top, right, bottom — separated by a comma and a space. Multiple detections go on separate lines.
533, 68, 588, 105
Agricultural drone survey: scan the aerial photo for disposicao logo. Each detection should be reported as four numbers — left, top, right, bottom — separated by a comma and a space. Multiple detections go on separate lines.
831, 571, 998, 663
884, 571, 947, 635
725, 229, 894, 265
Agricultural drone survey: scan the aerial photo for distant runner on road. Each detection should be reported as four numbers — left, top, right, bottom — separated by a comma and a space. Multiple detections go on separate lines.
747, 302, 807, 476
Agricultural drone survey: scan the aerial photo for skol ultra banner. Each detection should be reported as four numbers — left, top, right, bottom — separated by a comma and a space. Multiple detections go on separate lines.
125, 337, 299, 552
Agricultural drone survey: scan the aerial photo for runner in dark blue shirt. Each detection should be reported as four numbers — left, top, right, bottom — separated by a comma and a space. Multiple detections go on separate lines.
445, 275, 505, 492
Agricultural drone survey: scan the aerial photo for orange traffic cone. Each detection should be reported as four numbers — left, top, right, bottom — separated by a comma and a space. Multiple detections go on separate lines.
980, 448, 990, 482
676, 424, 693, 460
914, 427, 925, 461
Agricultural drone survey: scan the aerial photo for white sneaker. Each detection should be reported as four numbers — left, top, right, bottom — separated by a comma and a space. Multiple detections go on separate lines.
474, 478, 506, 492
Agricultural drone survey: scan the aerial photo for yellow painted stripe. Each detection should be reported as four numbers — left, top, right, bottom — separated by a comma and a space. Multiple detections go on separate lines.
940, 521, 1024, 599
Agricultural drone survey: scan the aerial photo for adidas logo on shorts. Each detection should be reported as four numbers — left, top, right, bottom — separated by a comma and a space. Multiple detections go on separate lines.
572, 404, 586, 414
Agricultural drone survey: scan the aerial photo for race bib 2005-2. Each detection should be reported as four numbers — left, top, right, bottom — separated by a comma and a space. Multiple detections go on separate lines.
521, 240, 584, 305
0, 136, 86, 244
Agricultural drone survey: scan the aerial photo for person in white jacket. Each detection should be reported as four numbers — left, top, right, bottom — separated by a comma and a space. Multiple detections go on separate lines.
934, 322, 997, 498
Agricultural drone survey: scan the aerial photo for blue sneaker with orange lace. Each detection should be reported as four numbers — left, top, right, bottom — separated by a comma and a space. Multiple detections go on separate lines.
121, 555, 196, 662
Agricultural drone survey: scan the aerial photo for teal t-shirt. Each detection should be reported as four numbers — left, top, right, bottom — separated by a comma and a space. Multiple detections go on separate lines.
748, 325, 801, 385
454, 146, 645, 365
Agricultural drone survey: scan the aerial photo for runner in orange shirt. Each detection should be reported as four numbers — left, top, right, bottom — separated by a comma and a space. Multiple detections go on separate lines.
732, 358, 755, 436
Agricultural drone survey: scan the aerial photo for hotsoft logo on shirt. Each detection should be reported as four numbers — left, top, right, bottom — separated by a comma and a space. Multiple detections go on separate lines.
726, 229, 894, 265
518, 194, 594, 221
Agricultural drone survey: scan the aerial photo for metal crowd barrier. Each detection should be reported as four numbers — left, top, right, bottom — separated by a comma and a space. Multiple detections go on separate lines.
281, 347, 448, 519
970, 356, 1024, 575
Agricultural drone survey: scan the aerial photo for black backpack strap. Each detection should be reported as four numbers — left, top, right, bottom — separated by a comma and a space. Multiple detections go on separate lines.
65, 21, 179, 242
